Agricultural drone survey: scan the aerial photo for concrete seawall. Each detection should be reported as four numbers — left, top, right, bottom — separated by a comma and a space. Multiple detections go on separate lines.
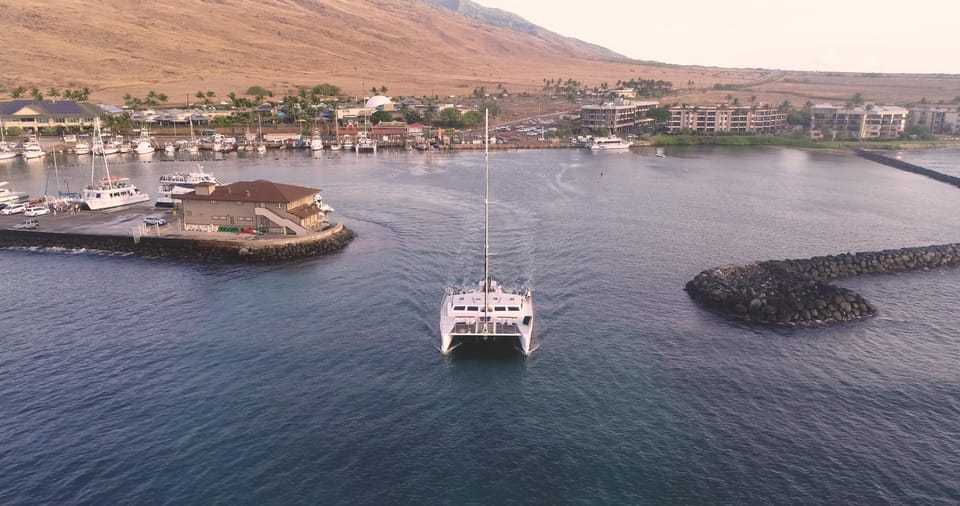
0, 223, 356, 262
685, 243, 960, 325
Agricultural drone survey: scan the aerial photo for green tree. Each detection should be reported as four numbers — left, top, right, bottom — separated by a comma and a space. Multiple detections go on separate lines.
11, 86, 26, 98
246, 86, 273, 102
370, 110, 393, 124
478, 101, 500, 118
312, 83, 341, 97
439, 107, 463, 128
403, 110, 423, 124
907, 124, 933, 140
645, 106, 671, 123
461, 110, 482, 128
47, 87, 60, 99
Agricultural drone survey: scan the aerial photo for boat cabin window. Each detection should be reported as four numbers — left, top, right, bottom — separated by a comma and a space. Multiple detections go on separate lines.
453, 306, 466, 311
494, 306, 507, 311
466, 306, 479, 311
508, 306, 520, 311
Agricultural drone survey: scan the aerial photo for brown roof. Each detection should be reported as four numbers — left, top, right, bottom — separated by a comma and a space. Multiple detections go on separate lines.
181, 180, 320, 203
287, 204, 322, 219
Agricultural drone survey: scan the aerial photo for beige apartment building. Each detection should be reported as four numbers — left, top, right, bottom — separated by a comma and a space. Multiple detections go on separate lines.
580, 100, 659, 134
810, 103, 908, 140
179, 180, 327, 236
667, 106, 787, 134
907, 104, 960, 136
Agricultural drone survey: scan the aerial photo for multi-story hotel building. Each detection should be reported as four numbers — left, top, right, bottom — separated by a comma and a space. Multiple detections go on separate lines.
667, 106, 786, 134
810, 103, 908, 140
580, 100, 659, 134
907, 104, 960, 136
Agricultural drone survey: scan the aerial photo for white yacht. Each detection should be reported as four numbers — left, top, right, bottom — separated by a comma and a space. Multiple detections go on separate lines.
80, 120, 150, 210
21, 139, 45, 159
0, 114, 18, 160
73, 135, 92, 155
93, 136, 121, 155
440, 111, 535, 356
589, 135, 632, 151
355, 131, 376, 153
155, 166, 220, 208
134, 130, 155, 155
313, 192, 334, 215
0, 144, 17, 160
310, 131, 324, 151
0, 181, 29, 205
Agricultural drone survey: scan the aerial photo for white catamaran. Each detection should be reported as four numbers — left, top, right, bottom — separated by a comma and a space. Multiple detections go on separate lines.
439, 111, 535, 356
80, 119, 150, 210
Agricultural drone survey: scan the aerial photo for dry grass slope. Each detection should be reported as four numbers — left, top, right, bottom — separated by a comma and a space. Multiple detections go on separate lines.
0, 0, 957, 106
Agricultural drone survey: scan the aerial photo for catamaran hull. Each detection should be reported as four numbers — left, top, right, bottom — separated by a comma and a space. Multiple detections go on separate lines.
82, 194, 151, 211
440, 287, 534, 356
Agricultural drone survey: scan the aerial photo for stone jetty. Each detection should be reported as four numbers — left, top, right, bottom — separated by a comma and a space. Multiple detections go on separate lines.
686, 243, 960, 325
0, 222, 355, 263
855, 148, 960, 188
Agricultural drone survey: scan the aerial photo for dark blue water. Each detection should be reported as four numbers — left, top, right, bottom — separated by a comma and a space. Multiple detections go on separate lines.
2, 147, 959, 504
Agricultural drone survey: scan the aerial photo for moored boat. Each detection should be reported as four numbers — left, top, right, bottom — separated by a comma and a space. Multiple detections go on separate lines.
155, 165, 220, 208
588, 135, 632, 151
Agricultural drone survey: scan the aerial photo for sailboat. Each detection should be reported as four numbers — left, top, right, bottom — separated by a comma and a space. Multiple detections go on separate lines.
79, 119, 150, 210
0, 113, 19, 160
439, 110, 535, 356
329, 107, 342, 151
310, 108, 324, 151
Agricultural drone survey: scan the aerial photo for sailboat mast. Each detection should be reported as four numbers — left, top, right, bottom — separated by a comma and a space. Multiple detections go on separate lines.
483, 110, 490, 317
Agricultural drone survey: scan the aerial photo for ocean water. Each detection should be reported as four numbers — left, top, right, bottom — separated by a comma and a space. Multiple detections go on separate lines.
1, 146, 959, 504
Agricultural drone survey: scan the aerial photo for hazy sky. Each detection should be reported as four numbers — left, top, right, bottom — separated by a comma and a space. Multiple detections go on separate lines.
472, 0, 959, 74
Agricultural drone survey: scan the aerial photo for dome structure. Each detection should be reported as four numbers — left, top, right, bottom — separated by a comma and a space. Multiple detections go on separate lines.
365, 95, 393, 110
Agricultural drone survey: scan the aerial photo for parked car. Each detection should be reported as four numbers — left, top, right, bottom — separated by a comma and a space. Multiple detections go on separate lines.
13, 218, 39, 230
24, 206, 50, 217
143, 216, 167, 226
0, 203, 26, 215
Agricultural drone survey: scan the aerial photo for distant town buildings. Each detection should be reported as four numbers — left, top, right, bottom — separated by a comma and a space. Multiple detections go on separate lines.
579, 100, 659, 134
667, 105, 787, 134
810, 103, 908, 140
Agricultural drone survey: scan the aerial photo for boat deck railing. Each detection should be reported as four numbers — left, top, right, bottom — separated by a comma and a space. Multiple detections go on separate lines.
451, 322, 521, 336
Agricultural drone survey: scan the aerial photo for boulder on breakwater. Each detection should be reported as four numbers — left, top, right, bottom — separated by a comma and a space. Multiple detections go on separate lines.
686, 243, 960, 326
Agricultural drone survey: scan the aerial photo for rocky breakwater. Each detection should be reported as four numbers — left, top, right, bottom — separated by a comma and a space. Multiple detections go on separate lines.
0, 223, 356, 263
686, 243, 960, 325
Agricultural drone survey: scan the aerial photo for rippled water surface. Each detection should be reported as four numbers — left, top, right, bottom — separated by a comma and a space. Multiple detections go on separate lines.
1, 147, 959, 504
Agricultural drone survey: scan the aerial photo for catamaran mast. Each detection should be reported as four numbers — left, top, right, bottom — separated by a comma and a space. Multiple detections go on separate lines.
483, 110, 490, 331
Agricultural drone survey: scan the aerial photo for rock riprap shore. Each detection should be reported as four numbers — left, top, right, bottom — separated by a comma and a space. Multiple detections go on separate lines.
686, 243, 960, 325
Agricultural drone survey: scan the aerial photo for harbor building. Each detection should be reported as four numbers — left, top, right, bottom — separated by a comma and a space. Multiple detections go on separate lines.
810, 103, 908, 140
907, 104, 960, 136
179, 180, 328, 236
667, 105, 787, 134
580, 100, 659, 135
0, 100, 101, 133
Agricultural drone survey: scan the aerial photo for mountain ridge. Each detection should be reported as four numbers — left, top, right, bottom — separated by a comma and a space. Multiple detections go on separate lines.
0, 0, 956, 106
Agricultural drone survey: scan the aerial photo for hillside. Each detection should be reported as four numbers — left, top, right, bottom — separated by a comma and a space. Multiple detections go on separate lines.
0, 0, 957, 107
